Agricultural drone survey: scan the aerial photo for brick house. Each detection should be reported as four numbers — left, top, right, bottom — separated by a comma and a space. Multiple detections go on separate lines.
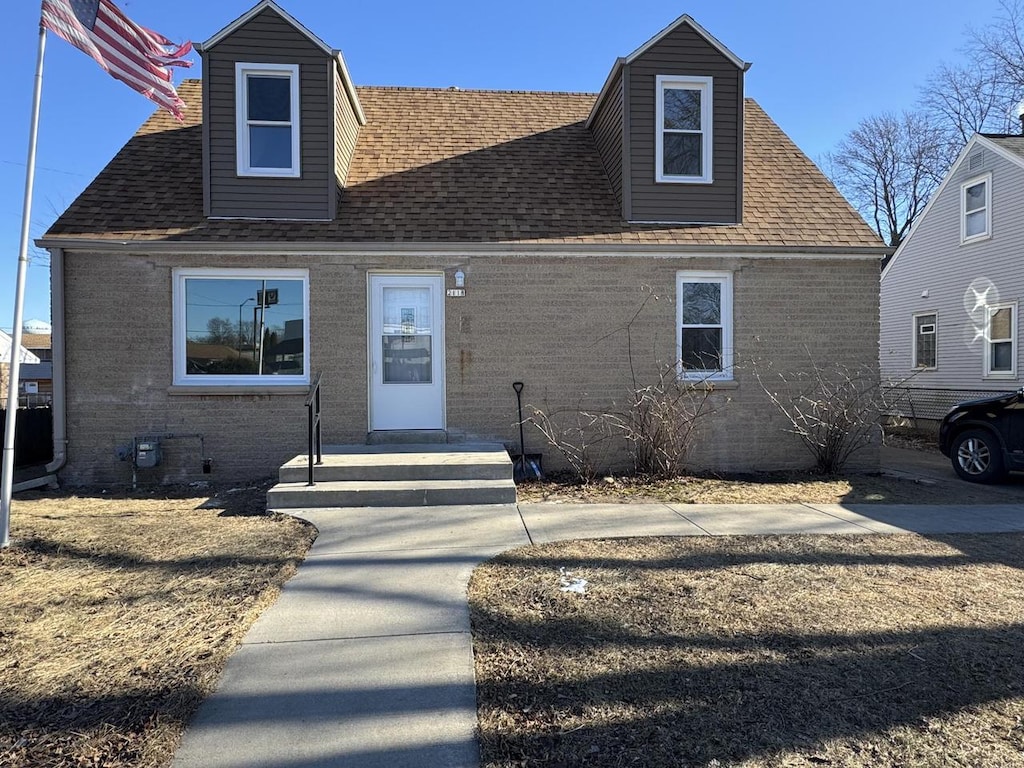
39, 1, 887, 485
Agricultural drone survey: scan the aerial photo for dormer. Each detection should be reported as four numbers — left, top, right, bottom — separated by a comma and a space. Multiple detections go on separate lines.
197, 0, 365, 221
587, 15, 750, 225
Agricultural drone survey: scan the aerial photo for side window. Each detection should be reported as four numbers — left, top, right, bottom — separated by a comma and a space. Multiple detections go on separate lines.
985, 303, 1016, 376
173, 268, 309, 386
656, 75, 713, 184
236, 63, 300, 177
913, 313, 937, 369
677, 271, 732, 380
961, 173, 991, 243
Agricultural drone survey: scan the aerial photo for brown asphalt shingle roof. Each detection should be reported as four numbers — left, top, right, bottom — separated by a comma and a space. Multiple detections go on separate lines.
44, 79, 883, 249
20, 334, 51, 350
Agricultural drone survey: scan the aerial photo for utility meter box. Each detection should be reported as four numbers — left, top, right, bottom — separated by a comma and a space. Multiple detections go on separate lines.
135, 439, 161, 468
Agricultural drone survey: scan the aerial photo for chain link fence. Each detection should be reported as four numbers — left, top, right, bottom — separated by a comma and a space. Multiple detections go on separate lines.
882, 386, 1018, 422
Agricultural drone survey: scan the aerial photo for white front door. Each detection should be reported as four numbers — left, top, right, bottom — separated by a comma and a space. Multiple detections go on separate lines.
368, 273, 445, 431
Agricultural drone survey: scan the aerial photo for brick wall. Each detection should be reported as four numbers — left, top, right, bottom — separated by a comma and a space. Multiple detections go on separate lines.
59, 250, 879, 485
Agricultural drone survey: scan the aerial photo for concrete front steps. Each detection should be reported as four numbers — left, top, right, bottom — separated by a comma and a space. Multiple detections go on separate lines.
266, 442, 517, 509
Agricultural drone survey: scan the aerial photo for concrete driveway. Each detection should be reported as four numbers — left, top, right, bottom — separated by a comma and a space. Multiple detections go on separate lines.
881, 444, 1024, 499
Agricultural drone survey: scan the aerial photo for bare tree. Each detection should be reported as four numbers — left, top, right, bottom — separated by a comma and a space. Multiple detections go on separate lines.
920, 2, 1024, 145
973, 0, 1024, 105
921, 61, 1009, 146
824, 111, 952, 248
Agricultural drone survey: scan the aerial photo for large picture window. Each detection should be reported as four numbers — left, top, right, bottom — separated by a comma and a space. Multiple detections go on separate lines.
173, 268, 309, 386
236, 63, 300, 177
677, 271, 732, 380
656, 75, 713, 184
985, 303, 1016, 376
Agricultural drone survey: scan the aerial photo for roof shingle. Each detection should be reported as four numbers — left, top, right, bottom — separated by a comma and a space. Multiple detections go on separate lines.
44, 79, 884, 250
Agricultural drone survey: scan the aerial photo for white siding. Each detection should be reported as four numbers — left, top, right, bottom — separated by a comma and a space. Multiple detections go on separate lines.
880, 142, 1024, 393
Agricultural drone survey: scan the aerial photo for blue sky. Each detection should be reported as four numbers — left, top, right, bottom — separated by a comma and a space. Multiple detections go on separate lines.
0, 0, 1009, 331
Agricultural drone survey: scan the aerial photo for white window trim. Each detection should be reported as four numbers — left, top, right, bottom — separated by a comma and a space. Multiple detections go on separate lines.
656, 75, 713, 185
912, 311, 937, 370
173, 267, 310, 387
960, 172, 991, 244
235, 63, 301, 178
984, 301, 1016, 378
676, 270, 733, 381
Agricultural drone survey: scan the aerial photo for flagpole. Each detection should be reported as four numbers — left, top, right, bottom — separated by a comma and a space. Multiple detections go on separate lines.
1, 23, 47, 548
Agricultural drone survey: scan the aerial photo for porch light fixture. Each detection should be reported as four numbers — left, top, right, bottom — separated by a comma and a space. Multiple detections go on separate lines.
454, 270, 465, 288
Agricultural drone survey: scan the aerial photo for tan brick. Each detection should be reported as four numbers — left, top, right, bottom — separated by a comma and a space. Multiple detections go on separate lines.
59, 251, 879, 485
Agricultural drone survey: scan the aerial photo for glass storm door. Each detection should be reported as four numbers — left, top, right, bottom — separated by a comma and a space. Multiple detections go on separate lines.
369, 274, 445, 431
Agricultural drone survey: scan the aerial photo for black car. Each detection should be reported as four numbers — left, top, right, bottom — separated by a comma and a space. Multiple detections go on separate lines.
938, 389, 1024, 483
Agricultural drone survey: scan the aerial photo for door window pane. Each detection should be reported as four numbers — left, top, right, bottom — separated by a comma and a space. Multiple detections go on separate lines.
381, 286, 432, 384
383, 336, 432, 383
382, 287, 432, 333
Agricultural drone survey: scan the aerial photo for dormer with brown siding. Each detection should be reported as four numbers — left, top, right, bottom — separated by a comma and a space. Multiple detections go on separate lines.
198, 0, 364, 221
588, 15, 750, 225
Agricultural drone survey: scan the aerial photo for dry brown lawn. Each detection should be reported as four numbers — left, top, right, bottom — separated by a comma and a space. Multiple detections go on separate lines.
470, 534, 1024, 767
0, 487, 315, 768
517, 469, 1024, 505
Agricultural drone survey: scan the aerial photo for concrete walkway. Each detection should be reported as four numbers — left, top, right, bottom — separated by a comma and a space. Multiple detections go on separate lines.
170, 500, 1024, 768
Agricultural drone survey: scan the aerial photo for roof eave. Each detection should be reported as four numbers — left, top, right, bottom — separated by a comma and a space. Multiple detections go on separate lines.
35, 237, 892, 258
334, 51, 367, 126
585, 57, 626, 129
975, 133, 1024, 169
626, 14, 751, 71
199, 0, 334, 56
586, 15, 751, 129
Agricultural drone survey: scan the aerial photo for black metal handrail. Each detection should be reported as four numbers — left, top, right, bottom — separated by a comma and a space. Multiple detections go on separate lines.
305, 372, 323, 486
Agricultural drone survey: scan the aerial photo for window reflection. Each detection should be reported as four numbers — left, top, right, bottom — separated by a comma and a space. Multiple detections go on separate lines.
184, 277, 305, 377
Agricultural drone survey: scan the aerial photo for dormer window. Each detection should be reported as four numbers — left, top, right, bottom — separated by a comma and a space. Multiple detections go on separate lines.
656, 75, 712, 184
235, 63, 300, 177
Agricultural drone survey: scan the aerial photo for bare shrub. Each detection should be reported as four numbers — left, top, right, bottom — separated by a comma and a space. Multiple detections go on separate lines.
527, 286, 721, 481
526, 399, 617, 484
754, 358, 895, 474
606, 367, 716, 478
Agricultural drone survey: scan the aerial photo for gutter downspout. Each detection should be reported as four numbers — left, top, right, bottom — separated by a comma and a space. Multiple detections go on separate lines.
13, 246, 66, 492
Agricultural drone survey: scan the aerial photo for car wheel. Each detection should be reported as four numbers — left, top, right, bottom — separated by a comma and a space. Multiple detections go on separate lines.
951, 429, 1005, 483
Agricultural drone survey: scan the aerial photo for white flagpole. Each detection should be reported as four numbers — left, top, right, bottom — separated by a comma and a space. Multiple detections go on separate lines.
1, 23, 47, 548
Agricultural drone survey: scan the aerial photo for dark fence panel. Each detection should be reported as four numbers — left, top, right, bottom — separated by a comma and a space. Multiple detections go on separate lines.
0, 407, 54, 468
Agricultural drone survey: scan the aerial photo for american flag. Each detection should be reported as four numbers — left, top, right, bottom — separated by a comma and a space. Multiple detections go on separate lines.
40, 0, 192, 120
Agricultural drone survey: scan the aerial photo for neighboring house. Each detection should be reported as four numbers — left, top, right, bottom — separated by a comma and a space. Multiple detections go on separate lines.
18, 333, 53, 406
0, 330, 41, 409
880, 133, 1024, 425
39, 1, 886, 485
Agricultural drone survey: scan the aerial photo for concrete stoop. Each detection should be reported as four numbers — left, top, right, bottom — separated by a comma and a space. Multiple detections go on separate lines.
266, 442, 517, 509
